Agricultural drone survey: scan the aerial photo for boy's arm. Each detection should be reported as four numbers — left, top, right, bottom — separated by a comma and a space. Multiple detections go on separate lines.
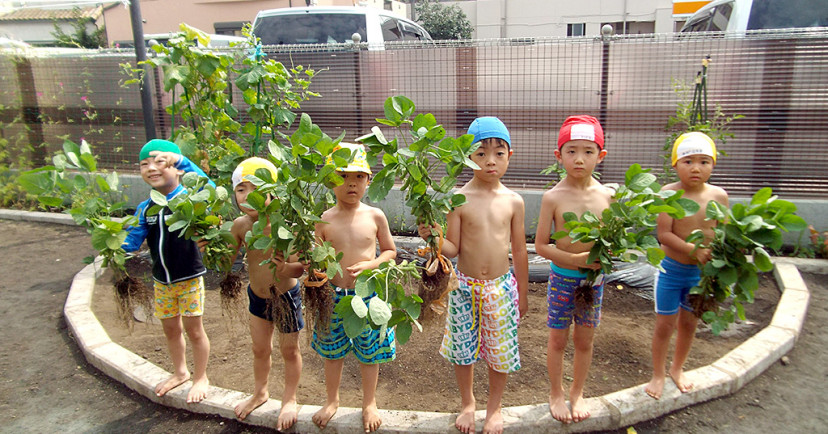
511, 196, 529, 319
534, 192, 599, 270
656, 213, 711, 264
439, 209, 460, 258
273, 251, 307, 279
122, 200, 149, 252
174, 154, 215, 187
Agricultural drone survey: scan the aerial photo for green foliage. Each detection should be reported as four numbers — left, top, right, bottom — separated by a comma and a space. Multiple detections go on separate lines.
552, 164, 701, 282
662, 65, 742, 183
50, 8, 107, 49
242, 113, 343, 280
333, 260, 423, 344
415, 0, 473, 40
17, 139, 135, 273
146, 172, 237, 272
808, 225, 828, 259
688, 188, 808, 334
135, 24, 317, 185
357, 95, 479, 255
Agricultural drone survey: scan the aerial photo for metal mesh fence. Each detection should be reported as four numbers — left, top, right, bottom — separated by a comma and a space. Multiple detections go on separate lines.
1, 28, 827, 198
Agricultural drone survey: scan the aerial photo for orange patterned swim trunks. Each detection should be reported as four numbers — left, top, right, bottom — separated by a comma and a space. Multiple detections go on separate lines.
153, 276, 205, 319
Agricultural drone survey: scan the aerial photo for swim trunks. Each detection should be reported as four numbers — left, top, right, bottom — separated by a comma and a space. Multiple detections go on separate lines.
546, 263, 604, 329
311, 286, 396, 364
247, 283, 305, 333
154, 276, 204, 319
439, 269, 521, 374
653, 256, 700, 315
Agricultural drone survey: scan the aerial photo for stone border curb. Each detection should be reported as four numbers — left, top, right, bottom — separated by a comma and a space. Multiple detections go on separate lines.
3, 210, 825, 432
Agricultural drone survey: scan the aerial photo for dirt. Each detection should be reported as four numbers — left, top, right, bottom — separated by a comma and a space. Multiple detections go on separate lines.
4, 219, 825, 433
92, 248, 781, 413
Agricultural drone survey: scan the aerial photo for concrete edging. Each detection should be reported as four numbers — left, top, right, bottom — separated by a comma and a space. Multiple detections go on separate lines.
3, 210, 824, 432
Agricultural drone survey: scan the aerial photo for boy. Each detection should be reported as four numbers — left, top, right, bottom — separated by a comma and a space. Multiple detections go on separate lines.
645, 131, 728, 399
311, 143, 397, 433
534, 115, 612, 423
419, 117, 529, 434
123, 139, 212, 403
229, 157, 307, 431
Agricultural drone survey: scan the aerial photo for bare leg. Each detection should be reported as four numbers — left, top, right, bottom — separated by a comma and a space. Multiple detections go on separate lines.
235, 314, 274, 420
182, 315, 210, 403
483, 367, 507, 434
547, 327, 571, 423
669, 309, 698, 393
277, 331, 302, 431
645, 313, 677, 399
360, 362, 382, 433
570, 324, 595, 422
155, 316, 190, 397
312, 358, 344, 429
454, 364, 477, 434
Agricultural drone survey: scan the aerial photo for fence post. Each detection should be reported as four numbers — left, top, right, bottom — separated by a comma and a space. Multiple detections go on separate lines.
599, 24, 612, 129
128, 0, 156, 142
15, 57, 45, 163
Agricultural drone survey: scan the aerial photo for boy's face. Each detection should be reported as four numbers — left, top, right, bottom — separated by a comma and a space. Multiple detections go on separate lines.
470, 138, 511, 181
674, 154, 715, 187
234, 181, 260, 219
333, 171, 369, 204
554, 140, 606, 178
139, 156, 182, 195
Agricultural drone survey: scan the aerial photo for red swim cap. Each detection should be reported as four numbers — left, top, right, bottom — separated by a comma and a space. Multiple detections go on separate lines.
557, 115, 604, 150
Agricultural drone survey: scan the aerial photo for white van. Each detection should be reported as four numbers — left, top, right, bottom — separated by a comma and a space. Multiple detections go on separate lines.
680, 0, 828, 33
252, 6, 431, 50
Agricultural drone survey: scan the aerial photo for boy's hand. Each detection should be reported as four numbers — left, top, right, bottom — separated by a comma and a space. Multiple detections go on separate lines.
518, 297, 528, 319
271, 250, 287, 274
346, 261, 372, 278
693, 247, 713, 265
575, 251, 602, 270
149, 150, 180, 169
196, 238, 208, 253
417, 223, 438, 241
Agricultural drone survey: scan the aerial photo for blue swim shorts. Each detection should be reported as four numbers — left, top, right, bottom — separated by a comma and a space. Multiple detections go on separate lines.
311, 286, 396, 364
439, 269, 521, 374
653, 256, 701, 315
247, 282, 305, 333
547, 263, 604, 329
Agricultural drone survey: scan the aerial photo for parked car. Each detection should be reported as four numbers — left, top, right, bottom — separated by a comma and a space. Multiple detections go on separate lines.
252, 6, 431, 50
680, 0, 828, 33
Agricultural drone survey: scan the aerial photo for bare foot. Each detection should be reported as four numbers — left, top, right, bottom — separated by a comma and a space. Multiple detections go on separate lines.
234, 391, 268, 420
570, 393, 590, 423
363, 403, 382, 433
548, 393, 572, 424
187, 377, 209, 403
669, 369, 694, 393
312, 400, 339, 429
455, 403, 476, 434
645, 375, 665, 400
155, 372, 189, 397
482, 408, 503, 434
277, 399, 298, 431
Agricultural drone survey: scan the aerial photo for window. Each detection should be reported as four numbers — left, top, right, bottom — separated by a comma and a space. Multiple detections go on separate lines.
708, 3, 733, 31
567, 23, 586, 37
254, 13, 368, 45
380, 16, 402, 42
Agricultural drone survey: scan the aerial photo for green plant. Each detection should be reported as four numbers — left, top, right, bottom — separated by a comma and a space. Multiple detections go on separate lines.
145, 172, 237, 272
17, 139, 149, 322
688, 188, 808, 334
552, 164, 700, 308
241, 113, 344, 332
415, 0, 473, 40
662, 58, 742, 183
50, 7, 107, 49
357, 96, 478, 308
334, 260, 423, 344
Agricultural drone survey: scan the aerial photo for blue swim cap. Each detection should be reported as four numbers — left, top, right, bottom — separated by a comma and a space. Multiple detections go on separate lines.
467, 117, 511, 148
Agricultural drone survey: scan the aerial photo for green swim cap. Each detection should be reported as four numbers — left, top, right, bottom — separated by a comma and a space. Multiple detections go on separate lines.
139, 139, 181, 161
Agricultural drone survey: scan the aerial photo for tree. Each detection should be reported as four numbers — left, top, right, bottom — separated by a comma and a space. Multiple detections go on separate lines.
415, 0, 472, 40
51, 8, 107, 49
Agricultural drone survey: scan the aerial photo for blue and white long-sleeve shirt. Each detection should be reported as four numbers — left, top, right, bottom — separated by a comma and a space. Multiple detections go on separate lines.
123, 156, 215, 284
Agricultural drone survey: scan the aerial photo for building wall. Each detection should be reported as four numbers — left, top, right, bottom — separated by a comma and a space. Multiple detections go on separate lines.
0, 20, 100, 45
449, 0, 705, 38
102, 0, 410, 43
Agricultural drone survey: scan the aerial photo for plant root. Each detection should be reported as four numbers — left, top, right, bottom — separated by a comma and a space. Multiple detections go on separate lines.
418, 254, 456, 321
219, 271, 246, 326
573, 283, 595, 313
688, 293, 718, 319
303, 271, 334, 337
113, 274, 151, 331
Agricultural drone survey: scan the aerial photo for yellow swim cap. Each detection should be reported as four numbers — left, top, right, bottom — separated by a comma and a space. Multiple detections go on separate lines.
326, 142, 372, 174
232, 157, 278, 189
671, 132, 717, 166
